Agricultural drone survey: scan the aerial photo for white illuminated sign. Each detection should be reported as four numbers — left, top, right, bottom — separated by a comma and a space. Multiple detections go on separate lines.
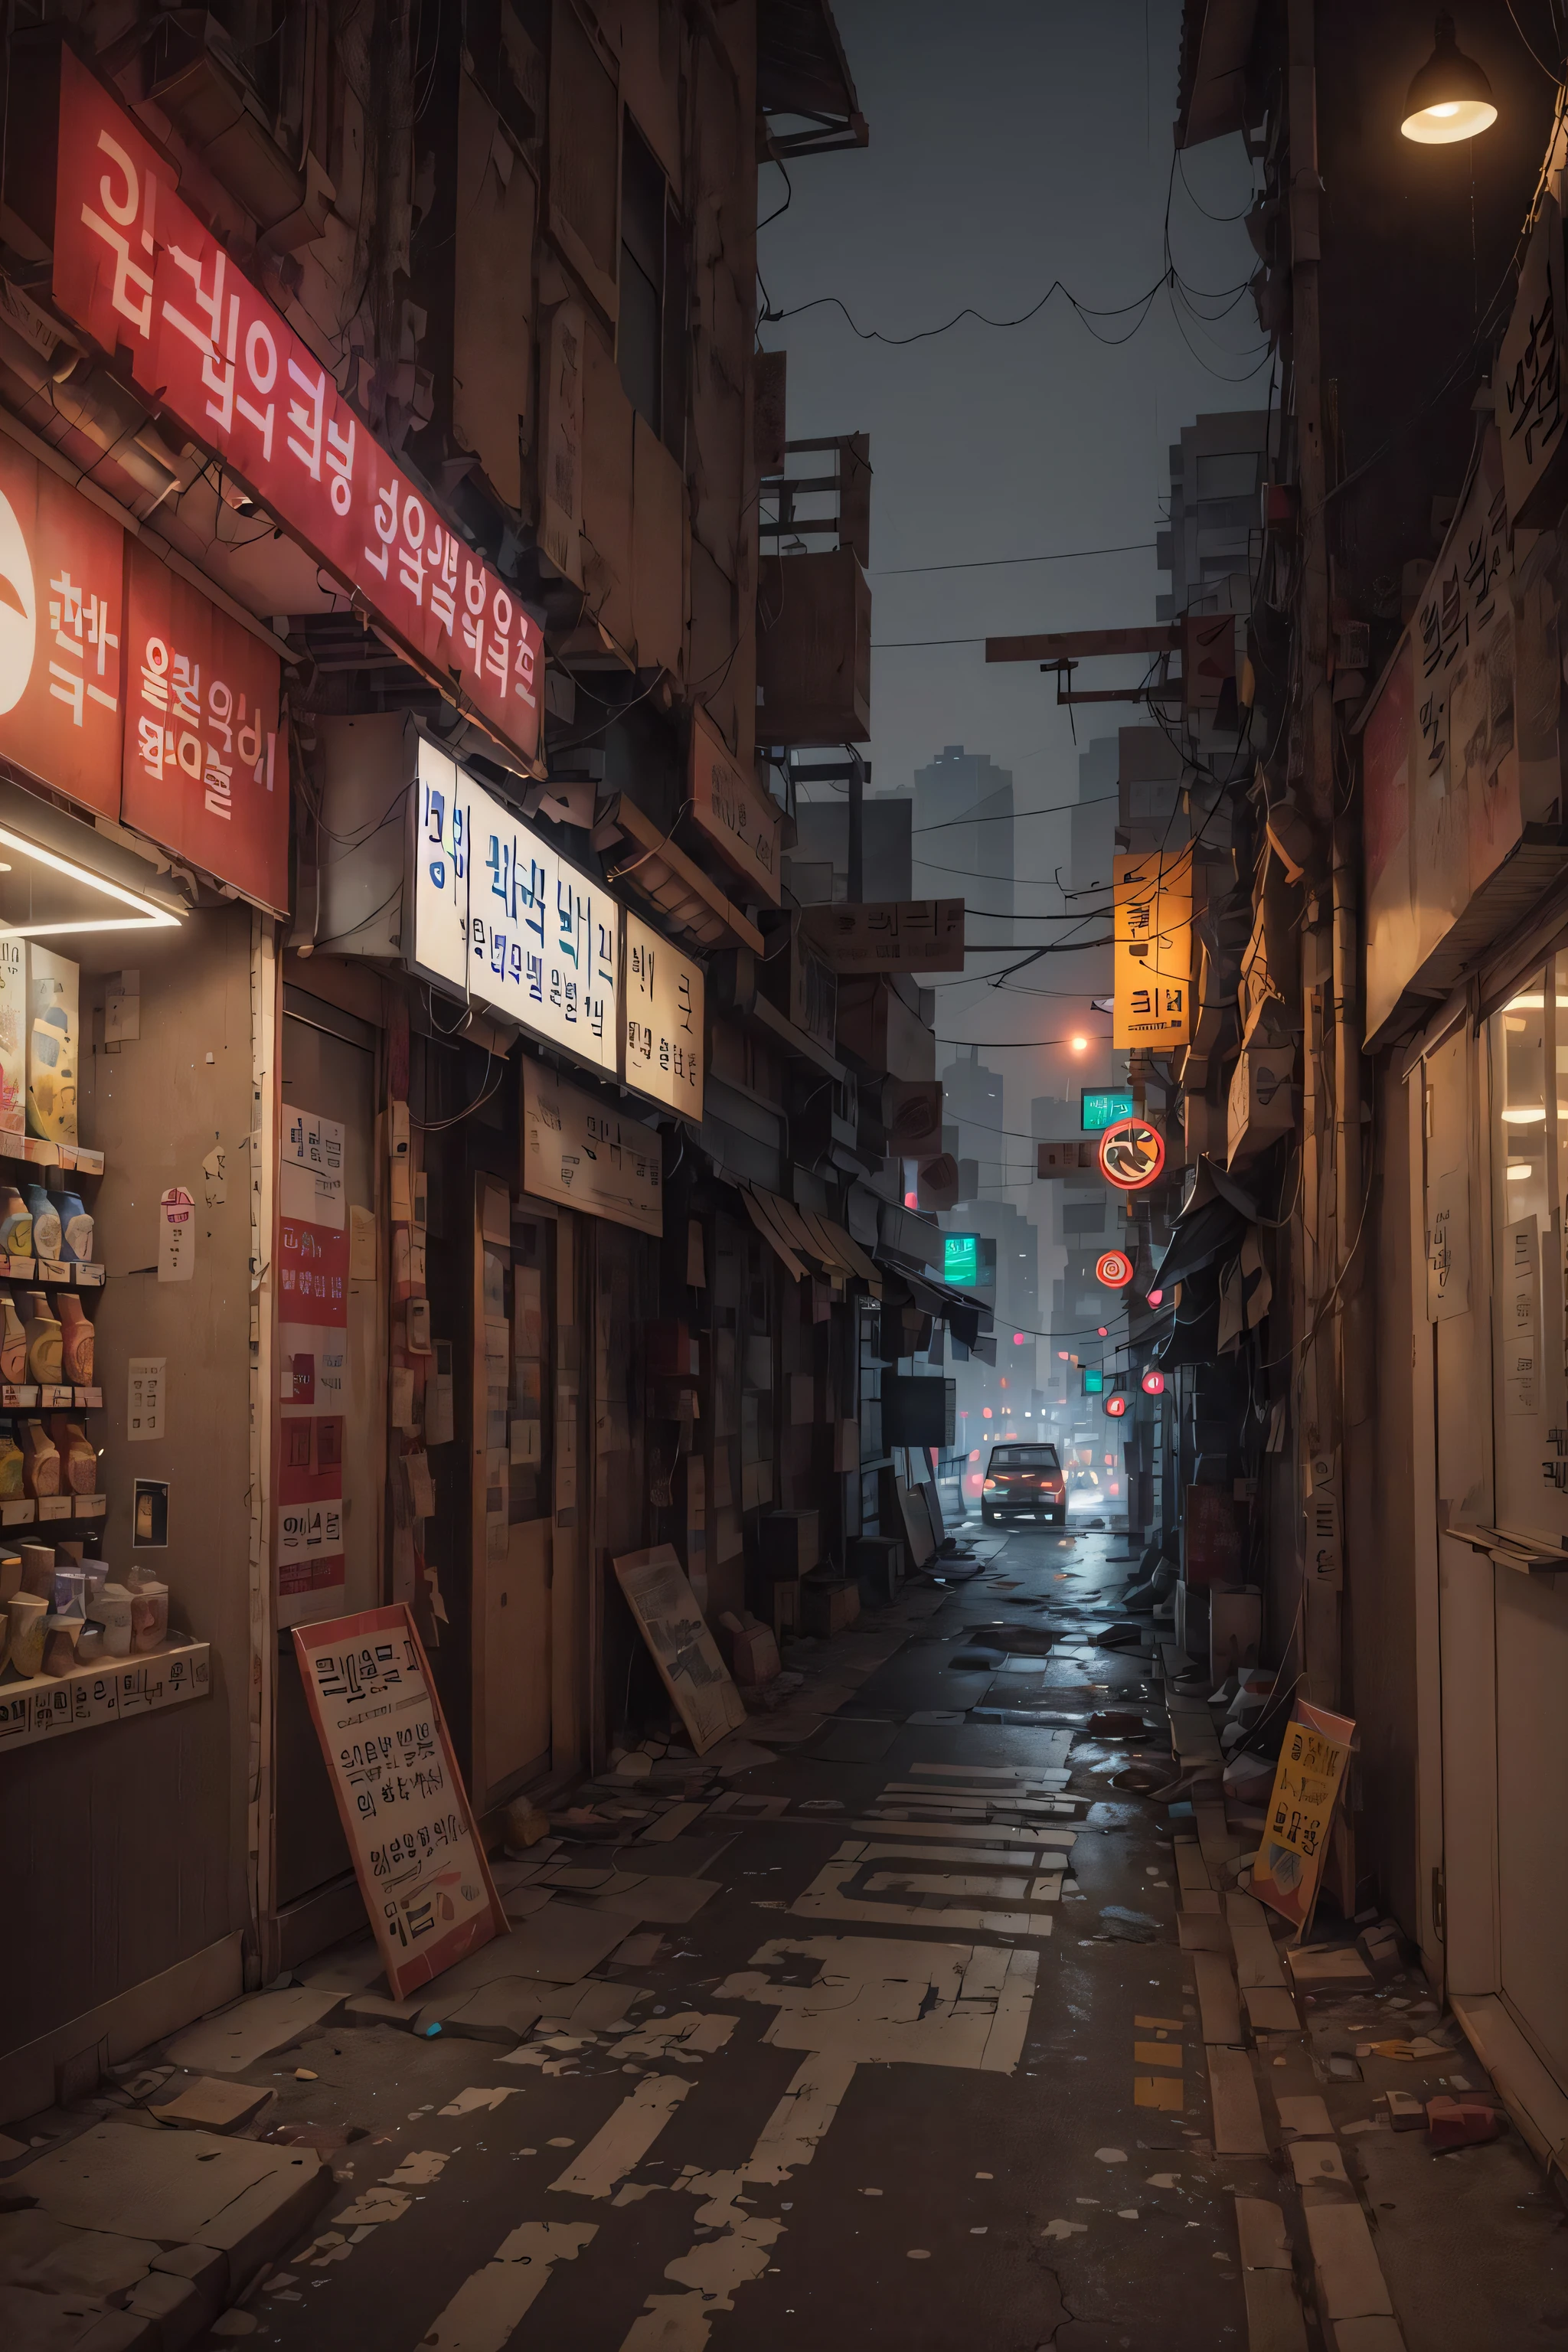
622, 909, 704, 1122
410, 736, 618, 1072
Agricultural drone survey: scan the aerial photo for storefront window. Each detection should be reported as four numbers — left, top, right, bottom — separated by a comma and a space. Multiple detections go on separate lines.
1491, 964, 1563, 1528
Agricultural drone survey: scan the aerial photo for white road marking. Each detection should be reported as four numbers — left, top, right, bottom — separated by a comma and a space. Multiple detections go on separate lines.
418, 2220, 597, 2350
550, 2077, 693, 2200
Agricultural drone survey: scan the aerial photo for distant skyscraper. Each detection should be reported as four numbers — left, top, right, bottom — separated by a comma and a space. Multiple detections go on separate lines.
912, 745, 1014, 923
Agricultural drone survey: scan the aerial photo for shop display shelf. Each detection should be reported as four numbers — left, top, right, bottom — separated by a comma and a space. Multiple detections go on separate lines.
0, 1493, 107, 1527
0, 1637, 209, 1748
0, 1259, 106, 1287
0, 1138, 104, 1177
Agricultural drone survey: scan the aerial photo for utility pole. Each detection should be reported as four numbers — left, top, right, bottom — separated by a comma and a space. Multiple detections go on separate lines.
1288, 0, 1349, 1711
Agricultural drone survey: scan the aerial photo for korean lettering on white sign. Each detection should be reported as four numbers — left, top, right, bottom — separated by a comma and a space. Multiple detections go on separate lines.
623, 909, 704, 1120
411, 736, 619, 1073
293, 1606, 500, 1996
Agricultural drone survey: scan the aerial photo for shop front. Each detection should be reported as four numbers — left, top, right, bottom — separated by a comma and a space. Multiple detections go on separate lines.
1361, 417, 1568, 2161
0, 417, 291, 2118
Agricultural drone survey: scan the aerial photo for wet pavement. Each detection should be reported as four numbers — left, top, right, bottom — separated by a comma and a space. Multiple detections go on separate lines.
10, 1517, 1568, 2350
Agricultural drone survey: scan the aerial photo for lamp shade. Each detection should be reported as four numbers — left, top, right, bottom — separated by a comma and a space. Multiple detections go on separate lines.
1401, 12, 1497, 143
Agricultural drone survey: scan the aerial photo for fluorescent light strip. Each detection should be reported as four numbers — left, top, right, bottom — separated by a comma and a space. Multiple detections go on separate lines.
0, 823, 181, 936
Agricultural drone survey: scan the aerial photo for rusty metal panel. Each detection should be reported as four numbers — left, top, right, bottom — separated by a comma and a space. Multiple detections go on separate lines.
581, 317, 636, 654
454, 74, 537, 514
547, 0, 619, 322
632, 413, 685, 678
756, 549, 871, 745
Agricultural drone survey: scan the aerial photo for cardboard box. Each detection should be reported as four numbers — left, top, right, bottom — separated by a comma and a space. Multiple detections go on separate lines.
849, 1534, 903, 1599
802, 1577, 861, 1637
717, 1610, 780, 1685
758, 1508, 818, 1579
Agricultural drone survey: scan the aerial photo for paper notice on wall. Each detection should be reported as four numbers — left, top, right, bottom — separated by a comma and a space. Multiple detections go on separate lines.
283, 1105, 345, 1229
158, 1187, 195, 1282
1505, 1217, 1540, 1417
407, 1449, 437, 1519
1425, 1164, 1470, 1320
127, 1356, 165, 1440
349, 1203, 377, 1282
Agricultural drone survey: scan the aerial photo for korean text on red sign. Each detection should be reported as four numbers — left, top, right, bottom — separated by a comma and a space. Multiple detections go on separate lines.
53, 47, 542, 773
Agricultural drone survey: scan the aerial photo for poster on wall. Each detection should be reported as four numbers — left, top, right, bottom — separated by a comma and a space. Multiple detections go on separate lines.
276, 1102, 349, 1627
292, 1602, 506, 1997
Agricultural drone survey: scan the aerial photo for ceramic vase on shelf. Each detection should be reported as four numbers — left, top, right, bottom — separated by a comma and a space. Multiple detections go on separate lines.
0, 1187, 32, 1260
21, 1420, 58, 1498
0, 1421, 22, 1499
57, 1421, 96, 1495
58, 1295, 93, 1384
24, 1187, 60, 1263
57, 1191, 93, 1264
0, 1292, 27, 1384
23, 1292, 61, 1386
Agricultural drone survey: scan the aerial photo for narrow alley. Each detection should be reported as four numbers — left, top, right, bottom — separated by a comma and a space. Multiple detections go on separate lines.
7, 1521, 1566, 2351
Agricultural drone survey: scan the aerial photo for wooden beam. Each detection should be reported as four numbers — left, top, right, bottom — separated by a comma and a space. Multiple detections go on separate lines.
985, 624, 1181, 665
1057, 684, 1182, 705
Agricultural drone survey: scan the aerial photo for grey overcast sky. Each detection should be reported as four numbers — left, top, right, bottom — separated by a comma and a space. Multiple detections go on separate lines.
760, 0, 1259, 1197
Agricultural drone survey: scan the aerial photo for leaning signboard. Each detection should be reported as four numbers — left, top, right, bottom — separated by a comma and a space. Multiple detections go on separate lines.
1250, 1699, 1355, 1934
292, 1603, 507, 1997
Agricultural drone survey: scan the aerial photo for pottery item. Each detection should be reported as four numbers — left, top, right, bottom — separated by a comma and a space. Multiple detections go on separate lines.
77, 1617, 103, 1661
57, 1295, 93, 1384
41, 1614, 80, 1676
23, 1292, 61, 1386
56, 1191, 93, 1265
0, 1422, 22, 1501
0, 1292, 25, 1385
6, 1589, 46, 1674
0, 1185, 31, 1259
0, 1550, 18, 1602
130, 1577, 168, 1652
18, 1542, 54, 1597
60, 1423, 96, 1496
21, 1420, 59, 1498
24, 1186, 60, 1263
98, 1581, 132, 1657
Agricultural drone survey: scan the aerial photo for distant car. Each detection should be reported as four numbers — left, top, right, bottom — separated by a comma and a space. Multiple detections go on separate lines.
981, 1442, 1067, 1526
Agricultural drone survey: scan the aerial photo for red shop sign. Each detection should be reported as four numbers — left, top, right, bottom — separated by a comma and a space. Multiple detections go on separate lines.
53, 47, 542, 774
0, 430, 124, 818
122, 539, 287, 912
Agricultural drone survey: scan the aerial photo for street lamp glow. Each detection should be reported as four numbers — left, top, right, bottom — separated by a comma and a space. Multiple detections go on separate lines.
1070, 1034, 1089, 1053
1401, 14, 1496, 143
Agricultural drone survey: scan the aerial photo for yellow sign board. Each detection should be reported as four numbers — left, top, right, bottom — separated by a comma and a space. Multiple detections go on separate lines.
1250, 1699, 1355, 1931
1114, 844, 1193, 1050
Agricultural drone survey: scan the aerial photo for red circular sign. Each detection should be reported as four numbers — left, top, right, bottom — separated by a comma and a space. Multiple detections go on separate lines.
1141, 1368, 1165, 1396
1103, 1392, 1129, 1418
1096, 1249, 1134, 1289
1098, 1116, 1166, 1191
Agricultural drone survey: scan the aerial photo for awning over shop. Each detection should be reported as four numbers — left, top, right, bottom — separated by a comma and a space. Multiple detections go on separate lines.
737, 1184, 884, 1296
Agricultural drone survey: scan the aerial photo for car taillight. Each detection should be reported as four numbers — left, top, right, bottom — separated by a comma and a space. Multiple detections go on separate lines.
982, 1478, 997, 1491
